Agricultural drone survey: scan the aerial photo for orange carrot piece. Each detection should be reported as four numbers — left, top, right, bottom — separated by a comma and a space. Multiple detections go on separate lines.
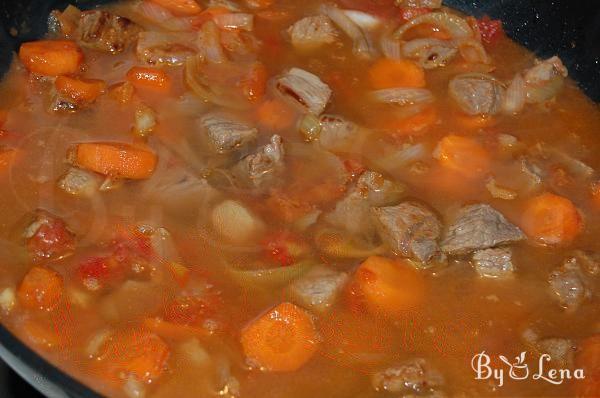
349, 256, 426, 318
126, 67, 171, 92
382, 106, 438, 136
55, 76, 106, 104
240, 62, 268, 102
97, 329, 170, 383
148, 0, 202, 16
436, 135, 490, 179
575, 334, 600, 398
21, 318, 63, 349
520, 192, 583, 246
256, 99, 296, 131
18, 266, 63, 311
144, 317, 209, 340
240, 302, 319, 372
73, 142, 158, 180
19, 40, 83, 76
368, 59, 426, 89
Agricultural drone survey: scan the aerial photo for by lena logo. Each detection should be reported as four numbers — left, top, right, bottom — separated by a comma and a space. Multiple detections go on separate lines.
471, 351, 585, 387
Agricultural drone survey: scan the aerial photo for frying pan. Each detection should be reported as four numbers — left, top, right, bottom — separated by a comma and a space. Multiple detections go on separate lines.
0, 1, 599, 397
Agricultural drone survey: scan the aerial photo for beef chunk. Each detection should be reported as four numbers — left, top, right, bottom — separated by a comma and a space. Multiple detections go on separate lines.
199, 113, 258, 154
234, 135, 285, 188
276, 68, 332, 115
371, 358, 444, 394
441, 204, 525, 255
325, 171, 405, 237
549, 258, 591, 311
472, 248, 514, 278
288, 266, 348, 312
449, 73, 504, 116
78, 10, 140, 54
371, 202, 442, 263
288, 15, 338, 49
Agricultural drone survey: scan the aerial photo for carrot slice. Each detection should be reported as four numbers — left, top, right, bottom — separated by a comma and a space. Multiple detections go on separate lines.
148, 0, 202, 16
126, 67, 171, 92
520, 192, 583, 245
240, 302, 319, 372
256, 99, 296, 131
18, 266, 63, 311
96, 329, 170, 383
575, 334, 600, 398
55, 76, 106, 104
348, 256, 426, 318
368, 59, 426, 89
436, 135, 490, 179
73, 142, 157, 180
382, 106, 438, 136
19, 40, 83, 76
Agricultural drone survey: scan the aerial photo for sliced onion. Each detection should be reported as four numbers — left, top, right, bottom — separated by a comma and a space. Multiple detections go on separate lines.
321, 4, 374, 59
197, 21, 227, 63
486, 178, 517, 200
394, 11, 474, 41
315, 228, 386, 258
372, 143, 429, 174
502, 73, 526, 114
402, 38, 458, 69
371, 88, 434, 106
134, 103, 157, 137
456, 38, 490, 64
213, 13, 254, 31
228, 261, 314, 288
298, 113, 322, 142
525, 75, 564, 104
136, 1, 193, 31
0, 287, 15, 314
380, 34, 403, 59
342, 10, 382, 30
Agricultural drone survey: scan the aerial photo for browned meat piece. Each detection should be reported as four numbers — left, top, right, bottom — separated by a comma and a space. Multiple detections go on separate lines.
441, 204, 525, 255
288, 266, 348, 313
78, 10, 140, 54
288, 15, 338, 49
472, 247, 514, 278
448, 73, 504, 116
325, 171, 405, 237
371, 358, 444, 394
136, 31, 197, 66
199, 112, 258, 154
549, 258, 591, 311
276, 68, 332, 115
371, 202, 442, 263
524, 56, 568, 85
234, 135, 285, 188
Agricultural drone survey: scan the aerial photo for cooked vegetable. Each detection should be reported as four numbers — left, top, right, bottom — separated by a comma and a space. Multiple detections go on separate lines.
72, 143, 158, 180
127, 67, 172, 92
349, 256, 426, 317
240, 302, 319, 372
148, 0, 203, 16
520, 192, 583, 246
18, 40, 83, 76
276, 68, 332, 115
315, 228, 386, 258
401, 38, 458, 69
394, 11, 474, 41
55, 76, 106, 104
18, 266, 63, 311
211, 200, 265, 244
435, 135, 490, 178
321, 3, 374, 59
368, 59, 426, 89
228, 260, 314, 288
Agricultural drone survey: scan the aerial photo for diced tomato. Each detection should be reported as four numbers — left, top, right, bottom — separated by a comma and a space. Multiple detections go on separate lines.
25, 212, 75, 261
477, 15, 505, 45
337, 0, 397, 18
261, 231, 310, 267
399, 7, 431, 22
76, 256, 124, 291
111, 229, 154, 264
164, 291, 223, 329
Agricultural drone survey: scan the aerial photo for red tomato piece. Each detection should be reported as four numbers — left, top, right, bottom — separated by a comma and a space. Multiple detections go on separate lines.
477, 15, 505, 45
25, 212, 75, 261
